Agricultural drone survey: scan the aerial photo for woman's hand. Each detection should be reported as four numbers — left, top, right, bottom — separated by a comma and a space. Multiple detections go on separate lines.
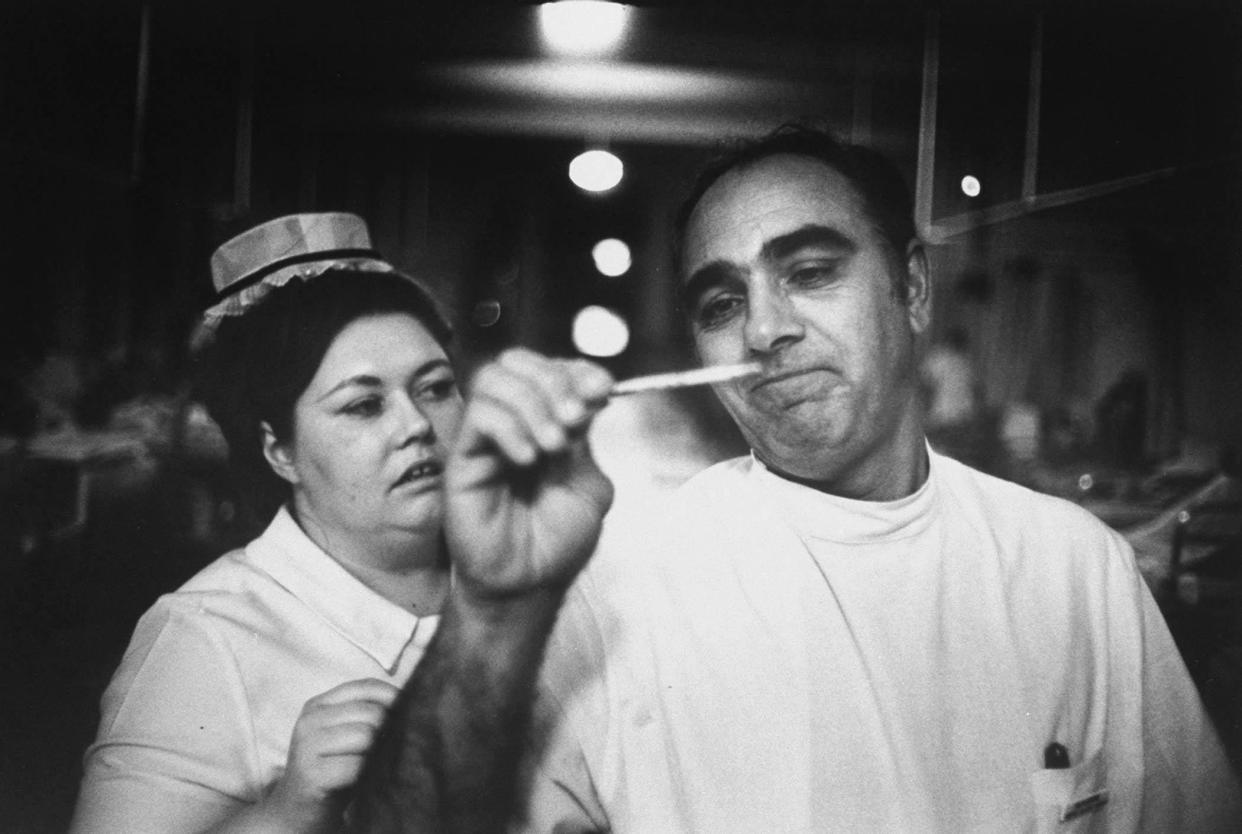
267, 679, 399, 832
445, 348, 614, 599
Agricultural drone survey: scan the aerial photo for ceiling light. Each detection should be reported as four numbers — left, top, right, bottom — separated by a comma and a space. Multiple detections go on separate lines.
961, 175, 981, 198
592, 238, 631, 277
572, 305, 629, 357
539, 1, 630, 57
569, 149, 623, 192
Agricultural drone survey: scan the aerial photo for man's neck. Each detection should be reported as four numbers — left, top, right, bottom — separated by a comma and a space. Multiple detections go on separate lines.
757, 438, 930, 502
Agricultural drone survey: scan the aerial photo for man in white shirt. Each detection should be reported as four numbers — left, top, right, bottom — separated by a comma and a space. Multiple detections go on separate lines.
509, 125, 1241, 832
353, 125, 1240, 832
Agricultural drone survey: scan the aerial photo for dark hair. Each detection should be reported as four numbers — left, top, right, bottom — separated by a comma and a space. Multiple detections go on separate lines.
194, 269, 453, 525
673, 123, 918, 299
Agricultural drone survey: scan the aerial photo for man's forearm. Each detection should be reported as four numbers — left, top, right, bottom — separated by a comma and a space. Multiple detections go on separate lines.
349, 585, 568, 834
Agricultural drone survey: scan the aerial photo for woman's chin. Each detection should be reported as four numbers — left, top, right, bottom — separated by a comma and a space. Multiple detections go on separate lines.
389, 493, 445, 534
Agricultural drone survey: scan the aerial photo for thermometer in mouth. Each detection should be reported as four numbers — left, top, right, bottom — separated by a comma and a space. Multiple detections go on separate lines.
610, 362, 762, 397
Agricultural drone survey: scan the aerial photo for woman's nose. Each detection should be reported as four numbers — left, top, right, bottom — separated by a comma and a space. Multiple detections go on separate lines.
394, 395, 434, 445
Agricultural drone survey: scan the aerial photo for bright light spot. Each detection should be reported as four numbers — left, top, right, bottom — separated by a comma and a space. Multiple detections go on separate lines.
569, 149, 623, 192
572, 305, 629, 357
592, 238, 631, 277
539, 1, 629, 57
961, 175, 981, 198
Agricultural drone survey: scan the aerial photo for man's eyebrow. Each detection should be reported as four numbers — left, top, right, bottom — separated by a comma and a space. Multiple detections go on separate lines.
317, 358, 452, 402
680, 261, 744, 309
680, 225, 857, 309
760, 224, 856, 262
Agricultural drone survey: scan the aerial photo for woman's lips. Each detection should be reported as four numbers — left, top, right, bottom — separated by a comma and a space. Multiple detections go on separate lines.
392, 460, 444, 489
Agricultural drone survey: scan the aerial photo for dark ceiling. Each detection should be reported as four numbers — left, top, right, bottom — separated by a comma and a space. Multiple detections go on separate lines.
8, 0, 1238, 166
2, 0, 1239, 364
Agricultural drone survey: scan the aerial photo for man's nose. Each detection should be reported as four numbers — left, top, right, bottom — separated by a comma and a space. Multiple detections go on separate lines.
743, 283, 804, 355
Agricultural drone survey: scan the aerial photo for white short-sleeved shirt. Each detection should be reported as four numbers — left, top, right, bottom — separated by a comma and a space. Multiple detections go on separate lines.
518, 450, 1241, 833
71, 507, 438, 834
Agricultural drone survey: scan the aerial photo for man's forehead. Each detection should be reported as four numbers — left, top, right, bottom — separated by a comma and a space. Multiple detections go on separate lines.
682, 155, 867, 273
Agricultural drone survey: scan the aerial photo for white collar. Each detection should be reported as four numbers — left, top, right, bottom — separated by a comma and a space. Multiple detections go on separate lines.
747, 450, 938, 544
242, 507, 433, 673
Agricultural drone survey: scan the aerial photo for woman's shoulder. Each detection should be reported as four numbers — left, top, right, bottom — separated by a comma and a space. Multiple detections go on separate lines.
173, 544, 256, 590
169, 510, 304, 602
135, 535, 293, 649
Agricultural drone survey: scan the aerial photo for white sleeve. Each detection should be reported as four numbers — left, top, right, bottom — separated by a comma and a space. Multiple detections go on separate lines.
70, 600, 261, 834
1128, 557, 1242, 831
510, 688, 609, 834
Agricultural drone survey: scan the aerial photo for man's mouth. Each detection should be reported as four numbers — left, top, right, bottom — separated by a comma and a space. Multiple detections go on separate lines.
750, 367, 821, 392
746, 367, 842, 406
393, 460, 444, 488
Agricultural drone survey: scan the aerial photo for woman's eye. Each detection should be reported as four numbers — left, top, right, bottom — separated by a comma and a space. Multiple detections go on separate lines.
342, 396, 383, 417
417, 378, 458, 401
695, 294, 743, 329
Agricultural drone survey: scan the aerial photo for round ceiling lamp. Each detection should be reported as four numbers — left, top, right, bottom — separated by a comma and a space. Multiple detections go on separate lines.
569, 149, 624, 192
538, 1, 630, 57
591, 238, 631, 277
572, 305, 629, 357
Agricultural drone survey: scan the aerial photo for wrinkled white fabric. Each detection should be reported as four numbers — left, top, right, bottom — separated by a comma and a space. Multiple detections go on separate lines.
72, 507, 437, 834
518, 450, 1240, 833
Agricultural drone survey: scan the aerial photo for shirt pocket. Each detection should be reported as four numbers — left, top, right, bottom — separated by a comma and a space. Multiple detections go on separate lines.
1029, 750, 1109, 833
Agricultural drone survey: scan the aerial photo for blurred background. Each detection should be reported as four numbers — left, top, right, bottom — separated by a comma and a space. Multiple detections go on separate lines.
2, 0, 1241, 829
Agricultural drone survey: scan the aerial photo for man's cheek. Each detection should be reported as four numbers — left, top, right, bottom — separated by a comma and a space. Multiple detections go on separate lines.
719, 392, 759, 426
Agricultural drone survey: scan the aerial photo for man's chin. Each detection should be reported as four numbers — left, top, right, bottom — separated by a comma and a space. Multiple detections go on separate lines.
749, 430, 848, 480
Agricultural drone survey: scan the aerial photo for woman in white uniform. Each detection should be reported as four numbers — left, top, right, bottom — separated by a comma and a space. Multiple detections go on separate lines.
69, 213, 614, 833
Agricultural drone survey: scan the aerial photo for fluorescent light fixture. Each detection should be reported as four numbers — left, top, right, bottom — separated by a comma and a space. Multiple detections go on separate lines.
572, 305, 629, 357
422, 61, 798, 105
569, 149, 623, 192
539, 1, 629, 57
592, 238, 631, 277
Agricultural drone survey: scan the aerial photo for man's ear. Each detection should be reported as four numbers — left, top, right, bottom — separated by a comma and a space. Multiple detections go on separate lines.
903, 240, 932, 335
261, 422, 299, 485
